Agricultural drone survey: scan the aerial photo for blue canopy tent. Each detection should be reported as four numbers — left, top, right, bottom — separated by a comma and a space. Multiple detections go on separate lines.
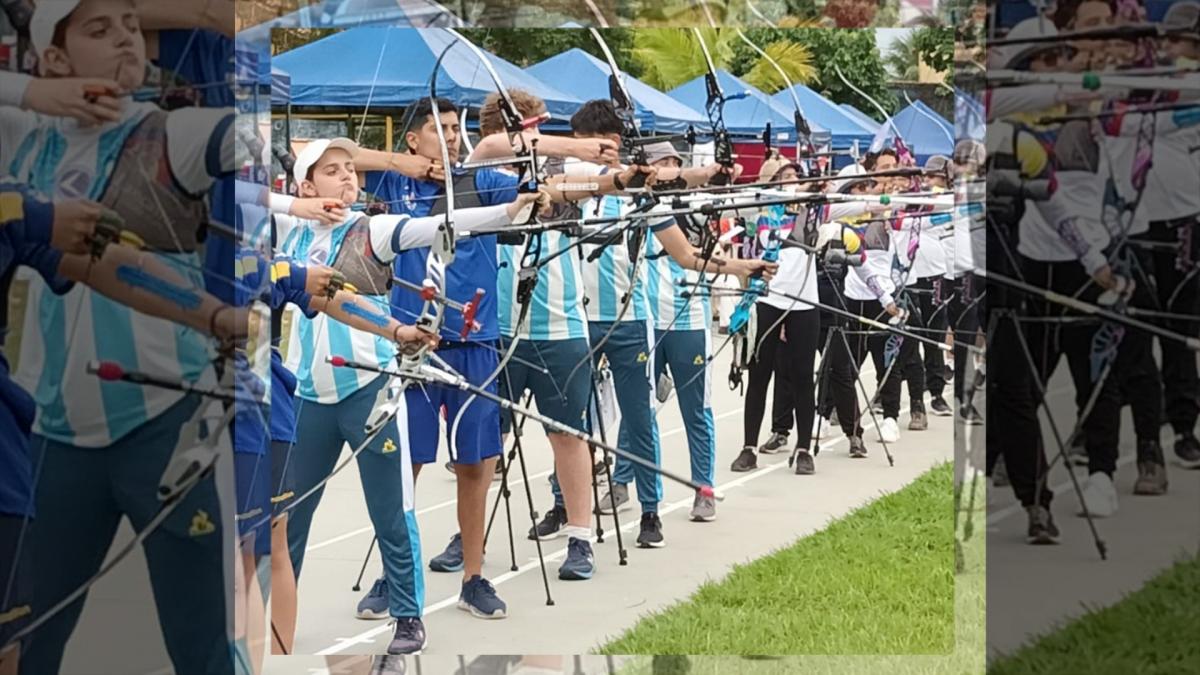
272, 27, 582, 120
771, 85, 876, 153
667, 69, 831, 147
874, 99, 956, 164
839, 103, 882, 134
955, 88, 985, 142
238, 0, 462, 46
525, 49, 709, 134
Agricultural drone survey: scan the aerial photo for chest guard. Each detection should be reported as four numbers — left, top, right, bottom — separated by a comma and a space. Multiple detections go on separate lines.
329, 214, 393, 297
99, 111, 208, 253
427, 168, 484, 215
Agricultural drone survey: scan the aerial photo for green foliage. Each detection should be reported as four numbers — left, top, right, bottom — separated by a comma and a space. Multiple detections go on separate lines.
911, 26, 955, 75
759, 28, 896, 119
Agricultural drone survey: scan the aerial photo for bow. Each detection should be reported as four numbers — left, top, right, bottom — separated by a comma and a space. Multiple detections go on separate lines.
589, 27, 651, 188
734, 29, 817, 162
692, 28, 736, 187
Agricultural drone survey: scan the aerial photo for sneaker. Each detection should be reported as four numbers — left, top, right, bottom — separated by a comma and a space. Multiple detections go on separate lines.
812, 416, 832, 440
1076, 473, 1118, 518
356, 577, 390, 620
369, 655, 408, 675
877, 418, 900, 443
960, 404, 984, 426
929, 396, 953, 417
387, 617, 427, 655
992, 456, 1010, 488
871, 401, 884, 415
793, 449, 815, 475
1174, 435, 1200, 469
457, 575, 507, 619
637, 513, 666, 548
1133, 441, 1168, 496
558, 537, 595, 580
689, 492, 717, 522
1025, 505, 1060, 545
594, 456, 613, 477
1068, 439, 1089, 467
527, 505, 567, 541
848, 435, 867, 458
730, 447, 758, 472
758, 432, 789, 454
829, 409, 840, 428
596, 483, 630, 515
908, 411, 928, 431
429, 533, 464, 573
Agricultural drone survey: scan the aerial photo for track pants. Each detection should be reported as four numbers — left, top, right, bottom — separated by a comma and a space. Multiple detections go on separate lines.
905, 276, 946, 403
946, 274, 981, 406
744, 304, 820, 450
1146, 216, 1200, 436
596, 321, 663, 513
829, 298, 919, 433
654, 329, 716, 487
285, 375, 423, 618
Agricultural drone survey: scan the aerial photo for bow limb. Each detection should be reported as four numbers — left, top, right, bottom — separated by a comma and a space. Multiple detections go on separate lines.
734, 29, 816, 157
901, 90, 956, 150
692, 27, 735, 185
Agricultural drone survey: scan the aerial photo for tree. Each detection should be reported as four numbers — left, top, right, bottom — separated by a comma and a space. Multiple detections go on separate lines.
761, 28, 897, 119
625, 28, 815, 94
911, 25, 954, 75
885, 31, 921, 81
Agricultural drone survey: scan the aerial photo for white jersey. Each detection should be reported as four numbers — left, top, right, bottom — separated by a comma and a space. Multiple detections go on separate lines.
276, 213, 395, 403
644, 228, 711, 331
1138, 124, 1200, 222
579, 185, 674, 324
6, 101, 233, 446
753, 206, 818, 313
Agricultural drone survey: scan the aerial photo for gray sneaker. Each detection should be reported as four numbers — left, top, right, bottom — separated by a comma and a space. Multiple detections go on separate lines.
356, 576, 390, 619
596, 483, 630, 515
689, 492, 717, 522
558, 537, 595, 580
730, 447, 758, 472
793, 450, 815, 475
848, 436, 867, 459
908, 411, 928, 431
429, 533, 464, 573
758, 432, 789, 454
387, 618, 426, 654
457, 575, 507, 619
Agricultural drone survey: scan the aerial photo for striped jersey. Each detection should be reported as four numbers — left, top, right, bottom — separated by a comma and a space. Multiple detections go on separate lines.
5, 102, 230, 446
578, 189, 675, 324
497, 230, 589, 340
643, 225, 710, 332
277, 213, 395, 404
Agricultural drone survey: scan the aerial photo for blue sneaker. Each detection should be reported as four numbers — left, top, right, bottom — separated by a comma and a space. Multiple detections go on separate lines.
557, 537, 594, 581
387, 617, 426, 655
356, 576, 390, 620
457, 575, 507, 619
429, 533, 464, 573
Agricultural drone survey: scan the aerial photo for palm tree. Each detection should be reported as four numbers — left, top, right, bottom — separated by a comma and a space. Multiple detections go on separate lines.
885, 31, 921, 82
628, 28, 816, 94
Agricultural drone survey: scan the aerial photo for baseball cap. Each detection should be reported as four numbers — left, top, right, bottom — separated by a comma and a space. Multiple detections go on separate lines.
31, 0, 83, 61
293, 138, 360, 184
924, 155, 952, 173
1163, 1, 1200, 34
989, 18, 1072, 70
837, 177, 877, 194
643, 141, 683, 165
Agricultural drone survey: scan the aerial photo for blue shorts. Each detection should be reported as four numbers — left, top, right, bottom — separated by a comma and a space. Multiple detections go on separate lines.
0, 513, 32, 649
235, 450, 271, 557
406, 343, 502, 466
498, 338, 592, 435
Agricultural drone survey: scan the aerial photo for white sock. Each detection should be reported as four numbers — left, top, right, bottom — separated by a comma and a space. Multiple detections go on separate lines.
560, 525, 593, 541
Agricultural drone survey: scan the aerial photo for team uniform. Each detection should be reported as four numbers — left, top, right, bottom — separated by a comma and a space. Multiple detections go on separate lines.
2, 93, 239, 673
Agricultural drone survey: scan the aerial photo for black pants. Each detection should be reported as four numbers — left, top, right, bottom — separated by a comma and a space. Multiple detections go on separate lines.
744, 303, 820, 449
812, 273, 840, 422
1021, 257, 1123, 476
946, 274, 981, 405
1146, 216, 1200, 436
914, 276, 948, 398
1114, 243, 1164, 445
829, 298, 918, 434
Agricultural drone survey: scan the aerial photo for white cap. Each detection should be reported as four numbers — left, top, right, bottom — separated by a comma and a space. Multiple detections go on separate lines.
293, 137, 360, 184
989, 18, 1059, 70
31, 0, 83, 61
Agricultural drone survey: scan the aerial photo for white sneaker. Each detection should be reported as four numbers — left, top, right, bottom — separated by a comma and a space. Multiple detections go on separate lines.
812, 416, 832, 440
1076, 473, 1119, 518
877, 418, 900, 443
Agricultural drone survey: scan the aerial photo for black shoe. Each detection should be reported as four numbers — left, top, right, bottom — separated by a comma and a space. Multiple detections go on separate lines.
1133, 441, 1168, 495
637, 512, 665, 548
730, 447, 758, 472
1068, 438, 1089, 467
960, 404, 983, 425
387, 618, 427, 655
793, 450, 815, 475
1174, 435, 1200, 469
1025, 505, 1060, 545
992, 456, 1010, 488
527, 505, 567, 541
929, 396, 952, 417
758, 432, 789, 454
848, 435, 867, 458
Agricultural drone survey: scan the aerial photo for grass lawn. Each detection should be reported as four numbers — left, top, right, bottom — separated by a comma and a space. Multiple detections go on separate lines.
600, 462, 959, 657
988, 553, 1200, 675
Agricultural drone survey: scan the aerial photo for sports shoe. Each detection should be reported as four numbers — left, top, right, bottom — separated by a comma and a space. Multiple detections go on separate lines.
758, 432, 789, 454
871, 400, 884, 415
1068, 438, 1089, 466
812, 416, 832, 440
730, 447, 758, 472
848, 435, 867, 458
457, 575, 507, 619
929, 396, 953, 416
689, 492, 716, 522
387, 617, 427, 654
596, 483, 630, 515
558, 537, 595, 580
992, 456, 1010, 488
637, 513, 665, 548
1133, 441, 1168, 496
356, 577, 390, 620
1076, 472, 1118, 518
877, 418, 900, 443
1025, 505, 1060, 545
369, 655, 408, 675
908, 411, 928, 431
960, 404, 984, 426
1174, 434, 1200, 469
527, 505, 567, 541
793, 449, 815, 475
429, 533, 464, 573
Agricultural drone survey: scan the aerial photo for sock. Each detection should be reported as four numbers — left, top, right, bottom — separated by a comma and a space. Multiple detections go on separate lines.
560, 525, 592, 541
